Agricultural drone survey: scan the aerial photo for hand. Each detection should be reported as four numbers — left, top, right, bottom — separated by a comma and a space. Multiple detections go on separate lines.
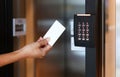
20, 37, 52, 58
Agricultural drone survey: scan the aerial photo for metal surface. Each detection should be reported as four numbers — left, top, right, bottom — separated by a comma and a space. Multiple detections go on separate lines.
35, 0, 85, 77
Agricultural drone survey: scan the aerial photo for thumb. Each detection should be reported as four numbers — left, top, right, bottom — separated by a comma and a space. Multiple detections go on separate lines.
42, 45, 52, 56
37, 39, 48, 47
37, 37, 43, 42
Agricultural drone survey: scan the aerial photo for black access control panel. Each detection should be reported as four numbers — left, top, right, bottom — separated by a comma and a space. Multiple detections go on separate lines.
74, 14, 95, 47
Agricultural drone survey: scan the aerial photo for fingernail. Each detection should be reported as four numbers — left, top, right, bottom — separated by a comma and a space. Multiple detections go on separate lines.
46, 37, 50, 42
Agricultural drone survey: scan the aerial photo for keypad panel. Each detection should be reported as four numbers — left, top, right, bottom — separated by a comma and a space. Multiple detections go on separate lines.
74, 14, 95, 47
77, 22, 90, 41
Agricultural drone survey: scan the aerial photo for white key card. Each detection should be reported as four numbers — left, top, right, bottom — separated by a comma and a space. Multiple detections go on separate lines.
43, 20, 66, 46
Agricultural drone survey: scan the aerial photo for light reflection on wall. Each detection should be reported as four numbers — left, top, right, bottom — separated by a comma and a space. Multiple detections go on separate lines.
116, 0, 120, 77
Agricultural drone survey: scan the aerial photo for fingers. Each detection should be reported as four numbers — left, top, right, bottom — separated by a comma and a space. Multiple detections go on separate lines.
36, 37, 50, 47
37, 37, 50, 42
45, 37, 50, 42
35, 37, 52, 58
36, 38, 48, 47
40, 39, 48, 47
41, 45, 52, 56
37, 37, 43, 42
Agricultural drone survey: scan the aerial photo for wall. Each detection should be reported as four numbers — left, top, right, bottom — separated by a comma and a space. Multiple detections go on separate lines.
13, 0, 26, 77
105, 0, 116, 77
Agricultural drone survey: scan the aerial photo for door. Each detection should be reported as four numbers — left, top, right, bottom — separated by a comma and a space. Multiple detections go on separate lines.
35, 0, 85, 77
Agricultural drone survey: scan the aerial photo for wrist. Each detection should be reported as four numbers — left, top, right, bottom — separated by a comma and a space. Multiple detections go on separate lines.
15, 48, 29, 59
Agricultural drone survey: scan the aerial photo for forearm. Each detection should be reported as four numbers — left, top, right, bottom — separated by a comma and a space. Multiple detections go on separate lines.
0, 38, 51, 67
0, 49, 27, 67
